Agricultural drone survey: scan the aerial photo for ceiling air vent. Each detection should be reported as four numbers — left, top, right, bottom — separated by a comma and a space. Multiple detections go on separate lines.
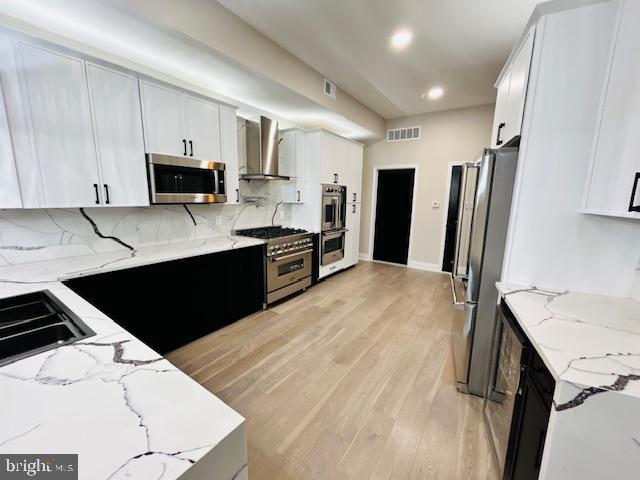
324, 78, 336, 99
387, 126, 421, 142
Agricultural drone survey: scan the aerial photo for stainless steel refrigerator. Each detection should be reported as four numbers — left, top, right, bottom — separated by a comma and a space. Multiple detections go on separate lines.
452, 143, 519, 397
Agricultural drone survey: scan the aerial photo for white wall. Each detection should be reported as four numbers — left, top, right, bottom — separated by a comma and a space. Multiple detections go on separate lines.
502, 1, 640, 297
360, 104, 495, 270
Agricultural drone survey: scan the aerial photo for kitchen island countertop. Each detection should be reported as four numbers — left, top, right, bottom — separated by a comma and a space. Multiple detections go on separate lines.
496, 283, 640, 479
0, 236, 256, 479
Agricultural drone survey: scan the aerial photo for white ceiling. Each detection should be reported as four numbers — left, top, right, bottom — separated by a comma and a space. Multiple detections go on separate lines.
217, 0, 542, 119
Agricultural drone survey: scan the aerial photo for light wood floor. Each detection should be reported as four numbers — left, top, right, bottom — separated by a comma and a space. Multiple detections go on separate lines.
167, 261, 499, 480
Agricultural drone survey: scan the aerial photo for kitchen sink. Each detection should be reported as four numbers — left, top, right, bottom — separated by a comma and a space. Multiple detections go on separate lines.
0, 290, 95, 367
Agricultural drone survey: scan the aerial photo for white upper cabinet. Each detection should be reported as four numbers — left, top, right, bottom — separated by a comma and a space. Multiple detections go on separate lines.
583, 0, 640, 219
279, 129, 307, 203
346, 143, 364, 203
490, 74, 511, 147
17, 41, 101, 208
321, 133, 349, 185
220, 105, 240, 204
86, 63, 149, 207
186, 96, 221, 162
490, 28, 535, 147
139, 81, 187, 157
140, 80, 223, 162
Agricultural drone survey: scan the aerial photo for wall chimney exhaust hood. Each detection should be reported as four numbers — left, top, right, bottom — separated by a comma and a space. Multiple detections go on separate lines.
241, 116, 289, 181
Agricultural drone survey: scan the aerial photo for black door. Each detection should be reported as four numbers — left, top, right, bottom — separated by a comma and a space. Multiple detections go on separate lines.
441, 165, 463, 272
373, 168, 415, 265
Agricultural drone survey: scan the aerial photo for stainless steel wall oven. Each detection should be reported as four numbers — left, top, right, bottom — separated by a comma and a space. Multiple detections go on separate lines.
321, 184, 347, 266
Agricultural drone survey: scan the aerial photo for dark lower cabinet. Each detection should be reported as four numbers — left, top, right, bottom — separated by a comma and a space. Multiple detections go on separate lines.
511, 377, 550, 480
489, 301, 554, 480
64, 245, 265, 354
506, 339, 554, 480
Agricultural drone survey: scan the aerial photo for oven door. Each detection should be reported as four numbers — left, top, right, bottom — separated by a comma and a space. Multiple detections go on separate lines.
321, 195, 340, 231
147, 154, 227, 203
267, 249, 312, 293
321, 229, 346, 266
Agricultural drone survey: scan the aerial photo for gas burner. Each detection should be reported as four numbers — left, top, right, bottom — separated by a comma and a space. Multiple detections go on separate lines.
234, 226, 309, 240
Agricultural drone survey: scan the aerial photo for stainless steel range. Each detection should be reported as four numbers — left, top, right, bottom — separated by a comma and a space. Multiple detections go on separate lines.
233, 226, 314, 305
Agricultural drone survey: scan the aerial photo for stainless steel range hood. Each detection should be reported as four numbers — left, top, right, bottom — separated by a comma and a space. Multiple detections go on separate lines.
241, 116, 289, 180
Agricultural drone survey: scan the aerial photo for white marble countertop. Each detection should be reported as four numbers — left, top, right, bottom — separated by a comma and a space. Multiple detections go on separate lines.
0, 236, 257, 479
0, 235, 265, 284
497, 283, 640, 401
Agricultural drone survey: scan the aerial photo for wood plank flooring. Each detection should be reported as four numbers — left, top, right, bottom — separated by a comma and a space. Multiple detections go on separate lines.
167, 261, 499, 480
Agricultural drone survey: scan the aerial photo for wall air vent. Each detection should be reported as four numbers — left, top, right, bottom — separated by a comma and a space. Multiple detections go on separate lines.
387, 126, 421, 142
323, 78, 337, 99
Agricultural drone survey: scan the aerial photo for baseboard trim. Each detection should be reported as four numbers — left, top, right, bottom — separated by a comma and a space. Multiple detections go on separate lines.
358, 252, 371, 261
361, 257, 445, 274
407, 260, 444, 273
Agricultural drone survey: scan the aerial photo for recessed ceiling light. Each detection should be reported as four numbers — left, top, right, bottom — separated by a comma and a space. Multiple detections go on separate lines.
423, 87, 444, 100
390, 29, 412, 50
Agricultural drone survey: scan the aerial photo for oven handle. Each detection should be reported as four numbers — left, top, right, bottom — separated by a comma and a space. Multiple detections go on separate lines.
322, 228, 348, 237
270, 249, 313, 262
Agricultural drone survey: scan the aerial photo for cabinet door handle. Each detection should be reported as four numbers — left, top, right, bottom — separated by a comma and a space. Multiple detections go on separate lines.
629, 172, 640, 212
496, 122, 506, 146
334, 173, 338, 184
353, 192, 357, 202
352, 204, 356, 213
93, 183, 100, 204
103, 184, 110, 205
182, 139, 187, 156
189, 140, 194, 157
236, 188, 239, 203
297, 190, 301, 202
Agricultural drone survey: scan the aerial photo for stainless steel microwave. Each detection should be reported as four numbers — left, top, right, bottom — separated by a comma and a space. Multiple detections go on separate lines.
146, 154, 226, 204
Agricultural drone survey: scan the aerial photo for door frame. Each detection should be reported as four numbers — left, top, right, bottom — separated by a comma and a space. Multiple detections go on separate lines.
438, 161, 466, 271
367, 164, 419, 266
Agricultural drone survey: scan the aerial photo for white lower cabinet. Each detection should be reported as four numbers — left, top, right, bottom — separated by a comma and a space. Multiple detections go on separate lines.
344, 202, 361, 268
17, 41, 102, 208
220, 105, 240, 204
86, 63, 149, 207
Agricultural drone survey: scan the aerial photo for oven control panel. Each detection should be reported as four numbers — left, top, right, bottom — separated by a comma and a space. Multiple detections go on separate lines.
267, 236, 313, 257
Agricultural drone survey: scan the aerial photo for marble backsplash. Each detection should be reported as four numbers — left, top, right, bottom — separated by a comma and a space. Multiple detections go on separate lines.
0, 182, 290, 266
